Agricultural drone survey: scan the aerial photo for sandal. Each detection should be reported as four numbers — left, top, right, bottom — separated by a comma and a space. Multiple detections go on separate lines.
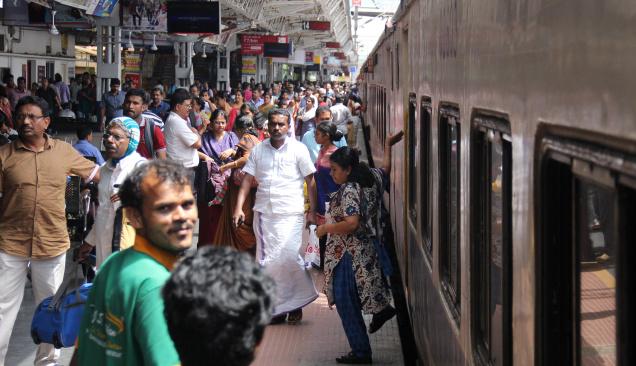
368, 306, 396, 334
269, 314, 287, 325
336, 351, 372, 364
287, 309, 303, 325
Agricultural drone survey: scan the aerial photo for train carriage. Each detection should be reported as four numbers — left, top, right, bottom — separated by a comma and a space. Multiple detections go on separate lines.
358, 0, 636, 365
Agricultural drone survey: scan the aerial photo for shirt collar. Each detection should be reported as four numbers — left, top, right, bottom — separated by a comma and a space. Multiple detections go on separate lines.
265, 136, 290, 150
132, 235, 180, 271
15, 133, 54, 152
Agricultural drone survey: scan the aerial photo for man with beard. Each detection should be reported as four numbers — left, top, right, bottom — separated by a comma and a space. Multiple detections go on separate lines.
72, 160, 197, 366
123, 88, 167, 159
233, 109, 319, 325
0, 96, 99, 366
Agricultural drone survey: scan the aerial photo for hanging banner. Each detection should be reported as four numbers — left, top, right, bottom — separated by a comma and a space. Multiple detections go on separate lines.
301, 21, 330, 31
86, 0, 118, 17
240, 34, 289, 55
123, 52, 142, 73
324, 42, 340, 48
241, 56, 257, 76
122, 0, 168, 32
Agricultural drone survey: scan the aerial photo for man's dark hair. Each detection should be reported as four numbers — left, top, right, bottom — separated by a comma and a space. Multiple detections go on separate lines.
315, 106, 332, 118
119, 160, 190, 211
268, 108, 289, 125
15, 96, 50, 117
163, 246, 274, 366
171, 89, 192, 110
2, 74, 13, 84
54, 73, 62, 83
125, 88, 150, 105
151, 87, 164, 95
76, 125, 93, 140
17, 76, 25, 84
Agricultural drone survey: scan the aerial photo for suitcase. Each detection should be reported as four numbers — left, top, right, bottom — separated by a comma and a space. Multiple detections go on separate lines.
31, 264, 92, 349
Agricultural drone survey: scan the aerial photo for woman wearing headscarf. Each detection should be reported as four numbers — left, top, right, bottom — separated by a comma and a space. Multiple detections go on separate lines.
79, 116, 146, 268
212, 115, 261, 254
197, 109, 239, 246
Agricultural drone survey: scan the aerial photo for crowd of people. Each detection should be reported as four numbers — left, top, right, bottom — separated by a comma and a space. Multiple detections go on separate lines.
0, 75, 401, 365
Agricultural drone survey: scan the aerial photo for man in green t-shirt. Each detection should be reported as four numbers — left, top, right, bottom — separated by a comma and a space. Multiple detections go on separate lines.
71, 160, 198, 366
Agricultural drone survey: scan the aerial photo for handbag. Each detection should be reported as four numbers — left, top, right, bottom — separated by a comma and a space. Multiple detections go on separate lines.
304, 224, 320, 269
31, 262, 91, 349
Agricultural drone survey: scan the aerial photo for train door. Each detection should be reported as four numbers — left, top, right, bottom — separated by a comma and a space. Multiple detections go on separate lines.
537, 132, 636, 365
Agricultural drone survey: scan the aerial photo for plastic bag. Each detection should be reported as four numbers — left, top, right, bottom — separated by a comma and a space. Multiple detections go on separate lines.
304, 224, 320, 269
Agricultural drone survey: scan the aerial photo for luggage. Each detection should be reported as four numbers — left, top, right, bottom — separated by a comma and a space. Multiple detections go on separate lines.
31, 264, 91, 349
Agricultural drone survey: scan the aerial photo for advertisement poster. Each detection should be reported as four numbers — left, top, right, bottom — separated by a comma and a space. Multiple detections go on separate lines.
122, 0, 167, 32
240, 34, 289, 55
241, 56, 257, 76
86, 0, 119, 17
37, 66, 45, 82
123, 73, 141, 88
123, 52, 142, 73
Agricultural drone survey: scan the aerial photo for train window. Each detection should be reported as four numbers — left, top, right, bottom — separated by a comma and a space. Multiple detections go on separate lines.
438, 105, 461, 320
538, 134, 636, 365
408, 94, 418, 223
420, 98, 433, 255
471, 115, 512, 366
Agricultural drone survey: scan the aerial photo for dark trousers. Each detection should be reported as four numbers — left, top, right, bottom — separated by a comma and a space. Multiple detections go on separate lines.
333, 252, 372, 357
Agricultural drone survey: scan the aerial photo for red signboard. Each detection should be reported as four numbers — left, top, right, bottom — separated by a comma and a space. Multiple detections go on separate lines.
325, 42, 341, 48
240, 34, 289, 55
352, 0, 362, 6
333, 52, 347, 60
302, 21, 331, 31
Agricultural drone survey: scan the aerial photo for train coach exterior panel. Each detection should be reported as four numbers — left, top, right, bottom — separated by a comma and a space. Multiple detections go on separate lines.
359, 0, 636, 365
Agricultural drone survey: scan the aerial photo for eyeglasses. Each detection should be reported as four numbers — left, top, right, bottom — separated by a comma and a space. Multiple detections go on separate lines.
102, 133, 129, 142
180, 103, 192, 110
15, 113, 46, 122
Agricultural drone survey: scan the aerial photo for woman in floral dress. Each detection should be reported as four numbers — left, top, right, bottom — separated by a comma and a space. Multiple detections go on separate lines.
316, 131, 403, 364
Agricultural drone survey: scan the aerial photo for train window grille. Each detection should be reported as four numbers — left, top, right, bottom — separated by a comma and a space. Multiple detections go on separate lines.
420, 97, 433, 256
438, 105, 461, 321
470, 115, 512, 366
537, 134, 636, 365
408, 94, 418, 225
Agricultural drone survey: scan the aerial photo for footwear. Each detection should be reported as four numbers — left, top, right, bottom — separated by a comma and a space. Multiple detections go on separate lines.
368, 306, 396, 334
269, 314, 287, 325
287, 309, 303, 325
336, 351, 372, 364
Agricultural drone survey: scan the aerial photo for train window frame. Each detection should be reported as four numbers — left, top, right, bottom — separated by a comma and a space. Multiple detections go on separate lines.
420, 97, 433, 258
536, 130, 636, 366
407, 93, 418, 226
438, 103, 461, 322
470, 113, 512, 366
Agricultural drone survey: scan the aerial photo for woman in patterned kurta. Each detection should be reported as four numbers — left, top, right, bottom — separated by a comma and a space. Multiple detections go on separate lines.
315, 146, 395, 364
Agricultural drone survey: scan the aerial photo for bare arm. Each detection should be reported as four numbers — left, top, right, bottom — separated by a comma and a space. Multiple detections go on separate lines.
316, 215, 360, 237
155, 150, 167, 160
232, 172, 255, 227
189, 128, 202, 149
382, 130, 404, 175
305, 174, 317, 226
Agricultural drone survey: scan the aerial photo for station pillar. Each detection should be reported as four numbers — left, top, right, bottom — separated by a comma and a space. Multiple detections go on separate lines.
174, 41, 194, 87
95, 18, 122, 101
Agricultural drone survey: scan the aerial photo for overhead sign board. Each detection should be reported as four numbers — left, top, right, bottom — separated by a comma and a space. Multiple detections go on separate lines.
324, 42, 341, 48
301, 21, 331, 31
240, 34, 289, 55
305, 51, 314, 64
352, 0, 362, 6
333, 52, 347, 60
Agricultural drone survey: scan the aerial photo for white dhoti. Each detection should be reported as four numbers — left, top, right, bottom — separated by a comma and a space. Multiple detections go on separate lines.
254, 212, 319, 316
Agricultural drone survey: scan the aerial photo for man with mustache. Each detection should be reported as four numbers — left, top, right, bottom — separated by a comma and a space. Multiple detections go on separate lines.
233, 109, 319, 325
123, 88, 167, 160
72, 159, 197, 366
0, 96, 99, 366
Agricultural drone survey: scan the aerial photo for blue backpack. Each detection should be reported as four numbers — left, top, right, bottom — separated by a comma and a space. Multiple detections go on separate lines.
31, 264, 92, 349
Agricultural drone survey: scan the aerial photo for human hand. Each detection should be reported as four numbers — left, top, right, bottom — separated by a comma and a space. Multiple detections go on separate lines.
77, 242, 94, 262
232, 210, 245, 228
219, 148, 235, 160
306, 212, 316, 228
110, 194, 120, 203
387, 130, 404, 146
315, 224, 328, 237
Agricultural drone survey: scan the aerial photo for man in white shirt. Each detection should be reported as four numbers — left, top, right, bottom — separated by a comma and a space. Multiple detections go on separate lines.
233, 109, 319, 325
163, 89, 201, 180
330, 94, 351, 135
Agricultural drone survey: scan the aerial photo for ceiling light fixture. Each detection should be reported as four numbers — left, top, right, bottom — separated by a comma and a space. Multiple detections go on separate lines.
150, 34, 158, 51
127, 31, 134, 52
49, 10, 59, 35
